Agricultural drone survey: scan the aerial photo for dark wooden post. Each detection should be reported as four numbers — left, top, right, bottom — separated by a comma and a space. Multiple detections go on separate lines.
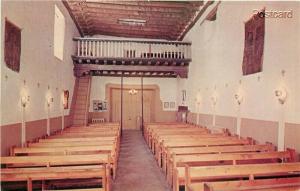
141, 77, 144, 133
120, 75, 123, 136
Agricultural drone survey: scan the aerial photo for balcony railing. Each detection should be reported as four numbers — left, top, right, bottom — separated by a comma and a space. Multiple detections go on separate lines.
73, 37, 192, 60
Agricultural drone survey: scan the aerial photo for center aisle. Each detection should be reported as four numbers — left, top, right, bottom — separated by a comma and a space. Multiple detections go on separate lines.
112, 130, 171, 191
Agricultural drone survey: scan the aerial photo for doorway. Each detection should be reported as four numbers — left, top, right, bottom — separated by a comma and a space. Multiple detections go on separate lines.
110, 86, 154, 130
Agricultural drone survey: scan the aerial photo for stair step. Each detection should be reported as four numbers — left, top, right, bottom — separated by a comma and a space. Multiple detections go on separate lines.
78, 87, 88, 91
75, 101, 86, 104
77, 92, 88, 96
75, 103, 86, 107
79, 78, 90, 81
76, 94, 87, 98
74, 108, 86, 112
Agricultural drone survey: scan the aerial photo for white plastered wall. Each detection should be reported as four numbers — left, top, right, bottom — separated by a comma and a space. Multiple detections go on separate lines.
89, 76, 178, 112
1, 1, 80, 126
180, 1, 300, 124
177, 1, 300, 150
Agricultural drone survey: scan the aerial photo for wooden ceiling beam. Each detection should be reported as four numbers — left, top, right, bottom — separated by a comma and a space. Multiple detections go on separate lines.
84, 1, 203, 9
86, 24, 181, 35
69, 3, 193, 16
87, 29, 176, 40
69, 7, 193, 21
82, 30, 174, 40
71, 9, 192, 20
74, 64, 188, 78
84, 19, 184, 30
64, 1, 203, 40
83, 2, 195, 14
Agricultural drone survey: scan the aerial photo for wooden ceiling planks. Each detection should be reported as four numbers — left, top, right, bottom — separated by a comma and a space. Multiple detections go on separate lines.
63, 0, 204, 40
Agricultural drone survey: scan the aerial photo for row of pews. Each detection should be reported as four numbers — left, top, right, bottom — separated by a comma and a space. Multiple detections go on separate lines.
1, 123, 121, 191
144, 122, 300, 191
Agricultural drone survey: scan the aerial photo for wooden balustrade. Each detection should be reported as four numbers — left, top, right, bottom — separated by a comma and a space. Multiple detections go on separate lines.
73, 38, 192, 60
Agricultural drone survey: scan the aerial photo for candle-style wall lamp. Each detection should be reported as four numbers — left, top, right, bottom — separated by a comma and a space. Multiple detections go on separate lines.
21, 96, 29, 107
47, 97, 53, 107
234, 93, 243, 105
275, 88, 287, 104
211, 94, 217, 106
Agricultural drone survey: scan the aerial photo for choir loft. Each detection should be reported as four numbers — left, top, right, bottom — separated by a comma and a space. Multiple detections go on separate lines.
1, 1, 300, 191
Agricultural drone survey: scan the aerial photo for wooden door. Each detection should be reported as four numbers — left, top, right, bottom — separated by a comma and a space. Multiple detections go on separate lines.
111, 89, 121, 123
123, 93, 139, 129
110, 87, 154, 130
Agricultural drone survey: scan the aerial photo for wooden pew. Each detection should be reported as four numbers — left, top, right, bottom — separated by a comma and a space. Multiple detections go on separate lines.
1, 154, 112, 190
149, 128, 210, 154
152, 133, 227, 155
12, 145, 114, 156
162, 144, 275, 174
2, 123, 121, 190
11, 145, 118, 179
28, 141, 115, 147
168, 150, 295, 186
199, 177, 300, 191
1, 153, 112, 167
1, 165, 110, 191
157, 138, 250, 167
150, 131, 212, 152
38, 137, 116, 143
155, 136, 246, 156
182, 163, 300, 191
49, 132, 119, 138
144, 124, 203, 146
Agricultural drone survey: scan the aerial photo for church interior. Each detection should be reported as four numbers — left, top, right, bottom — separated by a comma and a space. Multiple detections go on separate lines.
1, 1, 300, 191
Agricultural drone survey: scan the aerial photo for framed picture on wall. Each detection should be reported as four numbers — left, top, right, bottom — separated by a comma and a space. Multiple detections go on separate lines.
163, 102, 169, 109
93, 100, 107, 112
170, 102, 175, 109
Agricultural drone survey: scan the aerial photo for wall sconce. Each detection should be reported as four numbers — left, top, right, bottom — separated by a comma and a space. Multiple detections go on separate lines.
234, 93, 243, 105
275, 88, 287, 104
129, 89, 138, 95
21, 96, 29, 107
47, 97, 53, 107
211, 95, 217, 106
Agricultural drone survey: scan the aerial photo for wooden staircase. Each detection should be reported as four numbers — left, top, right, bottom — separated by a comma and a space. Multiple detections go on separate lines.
72, 76, 91, 126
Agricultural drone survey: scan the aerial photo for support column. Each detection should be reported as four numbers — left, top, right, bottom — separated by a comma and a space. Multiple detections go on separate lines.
21, 106, 26, 147
120, 75, 123, 136
47, 106, 50, 136
196, 103, 200, 126
61, 105, 65, 131
212, 105, 216, 126
141, 77, 144, 132
278, 104, 285, 151
236, 106, 241, 137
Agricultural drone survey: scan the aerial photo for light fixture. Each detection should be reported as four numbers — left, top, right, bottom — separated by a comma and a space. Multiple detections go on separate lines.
21, 96, 29, 107
211, 94, 217, 106
47, 97, 53, 107
129, 89, 138, 95
118, 18, 146, 26
234, 93, 243, 105
275, 88, 287, 104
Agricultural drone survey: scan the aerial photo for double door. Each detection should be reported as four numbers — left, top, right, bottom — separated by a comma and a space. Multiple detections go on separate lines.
111, 88, 153, 129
